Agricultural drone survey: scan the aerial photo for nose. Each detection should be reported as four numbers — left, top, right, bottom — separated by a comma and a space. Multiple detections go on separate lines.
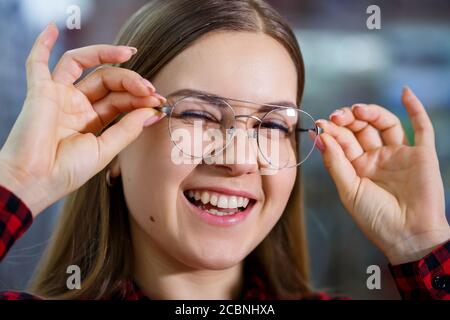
208, 116, 260, 176
214, 159, 259, 177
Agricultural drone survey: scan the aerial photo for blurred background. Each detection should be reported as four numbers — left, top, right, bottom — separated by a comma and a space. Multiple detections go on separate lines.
0, 0, 449, 299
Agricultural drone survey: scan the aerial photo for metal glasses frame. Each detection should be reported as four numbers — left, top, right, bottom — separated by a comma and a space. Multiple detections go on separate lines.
154, 93, 323, 168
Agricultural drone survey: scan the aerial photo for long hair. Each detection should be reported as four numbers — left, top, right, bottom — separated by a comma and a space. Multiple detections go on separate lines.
30, 0, 310, 299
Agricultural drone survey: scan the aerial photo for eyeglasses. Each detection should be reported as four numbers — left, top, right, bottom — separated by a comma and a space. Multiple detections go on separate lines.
154, 92, 322, 169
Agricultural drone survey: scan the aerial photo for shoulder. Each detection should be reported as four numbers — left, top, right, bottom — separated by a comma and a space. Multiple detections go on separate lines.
0, 291, 42, 300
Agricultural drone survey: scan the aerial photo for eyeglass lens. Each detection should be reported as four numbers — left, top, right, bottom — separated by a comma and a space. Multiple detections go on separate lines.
167, 95, 318, 169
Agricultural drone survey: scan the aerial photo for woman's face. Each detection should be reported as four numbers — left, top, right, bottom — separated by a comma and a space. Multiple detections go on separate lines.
116, 31, 298, 270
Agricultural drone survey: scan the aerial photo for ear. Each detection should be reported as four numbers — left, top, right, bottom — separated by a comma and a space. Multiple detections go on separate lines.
108, 156, 121, 178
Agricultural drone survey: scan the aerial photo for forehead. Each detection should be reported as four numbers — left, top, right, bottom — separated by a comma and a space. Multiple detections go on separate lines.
152, 31, 298, 105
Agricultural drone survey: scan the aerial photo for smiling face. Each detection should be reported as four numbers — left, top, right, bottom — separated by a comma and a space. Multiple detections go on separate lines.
115, 31, 298, 271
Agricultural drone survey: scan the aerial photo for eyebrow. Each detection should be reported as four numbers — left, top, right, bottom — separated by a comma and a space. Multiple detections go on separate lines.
166, 88, 298, 109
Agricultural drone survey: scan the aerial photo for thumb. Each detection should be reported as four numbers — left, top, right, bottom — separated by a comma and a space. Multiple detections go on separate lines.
319, 132, 360, 207
95, 108, 164, 169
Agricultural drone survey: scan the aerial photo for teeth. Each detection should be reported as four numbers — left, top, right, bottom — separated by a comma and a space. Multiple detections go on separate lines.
208, 208, 223, 216
210, 194, 218, 206
201, 192, 210, 204
186, 190, 251, 209
237, 197, 244, 207
208, 208, 220, 215
218, 195, 228, 208
206, 208, 235, 216
228, 196, 238, 208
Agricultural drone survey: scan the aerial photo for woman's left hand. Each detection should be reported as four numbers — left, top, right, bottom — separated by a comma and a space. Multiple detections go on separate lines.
316, 86, 450, 265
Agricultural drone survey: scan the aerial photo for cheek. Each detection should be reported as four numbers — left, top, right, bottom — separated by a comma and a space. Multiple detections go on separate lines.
119, 122, 193, 234
261, 168, 297, 222
117, 119, 298, 270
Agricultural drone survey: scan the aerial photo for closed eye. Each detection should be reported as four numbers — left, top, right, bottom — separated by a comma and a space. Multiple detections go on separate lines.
178, 110, 220, 122
260, 121, 290, 134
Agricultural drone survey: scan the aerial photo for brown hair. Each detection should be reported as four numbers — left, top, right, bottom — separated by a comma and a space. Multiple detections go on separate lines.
30, 0, 310, 299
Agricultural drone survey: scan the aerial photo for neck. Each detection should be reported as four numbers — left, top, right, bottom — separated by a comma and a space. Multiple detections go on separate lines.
130, 219, 243, 300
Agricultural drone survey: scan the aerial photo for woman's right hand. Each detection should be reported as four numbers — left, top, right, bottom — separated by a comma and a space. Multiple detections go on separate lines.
0, 23, 166, 217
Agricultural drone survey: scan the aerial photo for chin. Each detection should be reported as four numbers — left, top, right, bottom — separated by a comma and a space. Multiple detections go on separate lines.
182, 240, 251, 270
194, 255, 244, 271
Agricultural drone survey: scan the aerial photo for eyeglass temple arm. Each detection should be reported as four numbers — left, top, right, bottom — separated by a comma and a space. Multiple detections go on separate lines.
295, 127, 323, 134
153, 105, 172, 115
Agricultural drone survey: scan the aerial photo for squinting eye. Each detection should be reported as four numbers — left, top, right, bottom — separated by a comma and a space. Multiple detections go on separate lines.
260, 121, 290, 134
179, 110, 220, 122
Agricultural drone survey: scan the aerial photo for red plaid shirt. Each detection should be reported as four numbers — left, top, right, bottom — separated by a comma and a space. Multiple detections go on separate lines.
0, 184, 449, 300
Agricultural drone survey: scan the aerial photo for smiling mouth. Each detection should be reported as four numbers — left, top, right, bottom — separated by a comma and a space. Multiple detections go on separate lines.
183, 189, 256, 216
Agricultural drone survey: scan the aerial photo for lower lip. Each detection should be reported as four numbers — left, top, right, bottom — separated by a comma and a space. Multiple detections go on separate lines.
183, 193, 254, 226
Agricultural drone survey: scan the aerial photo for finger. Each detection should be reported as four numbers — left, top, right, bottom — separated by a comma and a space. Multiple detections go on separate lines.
95, 108, 165, 170
346, 119, 370, 132
354, 124, 383, 151
52, 45, 137, 85
316, 119, 364, 161
351, 103, 408, 145
329, 107, 369, 132
401, 86, 434, 147
76, 66, 157, 103
319, 132, 360, 207
26, 23, 59, 87
329, 107, 355, 125
91, 92, 165, 131
330, 106, 384, 151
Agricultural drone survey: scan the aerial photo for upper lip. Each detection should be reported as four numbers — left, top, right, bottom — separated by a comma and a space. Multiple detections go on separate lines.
183, 186, 259, 201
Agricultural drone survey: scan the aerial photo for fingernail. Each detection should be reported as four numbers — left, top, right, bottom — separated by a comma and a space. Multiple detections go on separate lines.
42, 22, 57, 46
329, 109, 344, 120
128, 47, 138, 55
351, 104, 365, 112
141, 78, 156, 92
47, 21, 57, 29
316, 135, 325, 153
154, 93, 167, 103
315, 119, 326, 128
143, 113, 165, 128
43, 22, 53, 32
402, 85, 410, 95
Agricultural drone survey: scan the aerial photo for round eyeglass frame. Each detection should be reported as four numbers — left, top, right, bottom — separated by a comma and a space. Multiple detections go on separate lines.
155, 93, 323, 169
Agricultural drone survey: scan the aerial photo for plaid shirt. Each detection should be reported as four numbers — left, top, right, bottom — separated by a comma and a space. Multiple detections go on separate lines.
0, 184, 449, 300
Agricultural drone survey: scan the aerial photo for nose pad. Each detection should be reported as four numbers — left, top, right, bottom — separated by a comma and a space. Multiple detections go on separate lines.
227, 127, 258, 140
221, 127, 279, 176
203, 115, 278, 176
212, 126, 257, 165
221, 116, 268, 169
230, 118, 282, 175
203, 115, 257, 166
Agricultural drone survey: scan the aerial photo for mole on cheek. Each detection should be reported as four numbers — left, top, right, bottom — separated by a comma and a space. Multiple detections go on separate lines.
150, 216, 156, 222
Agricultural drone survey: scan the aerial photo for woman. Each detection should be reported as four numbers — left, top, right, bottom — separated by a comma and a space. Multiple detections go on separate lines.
0, 0, 448, 300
